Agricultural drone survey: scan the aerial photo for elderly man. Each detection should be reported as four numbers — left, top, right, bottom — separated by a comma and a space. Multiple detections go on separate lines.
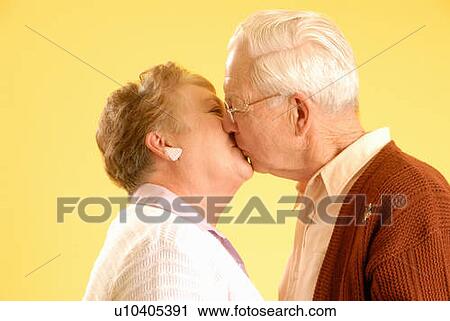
222, 10, 450, 300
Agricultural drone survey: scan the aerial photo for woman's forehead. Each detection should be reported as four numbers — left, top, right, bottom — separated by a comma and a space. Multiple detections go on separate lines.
178, 84, 223, 111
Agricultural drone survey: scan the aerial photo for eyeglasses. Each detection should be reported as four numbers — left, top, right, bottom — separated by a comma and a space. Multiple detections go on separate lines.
224, 93, 282, 123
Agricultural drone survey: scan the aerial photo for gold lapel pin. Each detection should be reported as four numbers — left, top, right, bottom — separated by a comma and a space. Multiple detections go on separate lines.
363, 203, 373, 223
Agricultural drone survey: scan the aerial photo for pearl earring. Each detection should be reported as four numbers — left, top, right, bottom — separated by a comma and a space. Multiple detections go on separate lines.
164, 147, 183, 161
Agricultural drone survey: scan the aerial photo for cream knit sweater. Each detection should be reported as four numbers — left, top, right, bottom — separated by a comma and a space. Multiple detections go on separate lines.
83, 203, 262, 301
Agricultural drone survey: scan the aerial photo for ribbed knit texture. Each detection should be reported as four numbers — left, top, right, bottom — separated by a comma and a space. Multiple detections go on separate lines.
83, 205, 262, 301
313, 141, 450, 300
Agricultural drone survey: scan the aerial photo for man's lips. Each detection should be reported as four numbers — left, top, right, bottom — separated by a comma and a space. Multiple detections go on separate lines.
240, 149, 249, 157
238, 148, 252, 165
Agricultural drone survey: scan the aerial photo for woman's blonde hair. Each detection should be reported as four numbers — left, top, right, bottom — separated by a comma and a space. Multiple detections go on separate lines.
96, 62, 215, 194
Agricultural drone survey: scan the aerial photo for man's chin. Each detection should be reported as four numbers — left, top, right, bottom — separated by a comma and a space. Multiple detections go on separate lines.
247, 158, 268, 174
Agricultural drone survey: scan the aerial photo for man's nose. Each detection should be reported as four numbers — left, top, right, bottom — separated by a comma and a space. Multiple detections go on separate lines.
221, 112, 238, 134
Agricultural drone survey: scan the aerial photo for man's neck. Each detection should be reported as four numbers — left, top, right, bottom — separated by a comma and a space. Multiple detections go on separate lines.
303, 127, 366, 185
276, 126, 365, 187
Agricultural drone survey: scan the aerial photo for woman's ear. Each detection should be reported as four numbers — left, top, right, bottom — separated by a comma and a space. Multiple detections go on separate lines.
145, 131, 183, 161
145, 131, 171, 161
290, 92, 312, 136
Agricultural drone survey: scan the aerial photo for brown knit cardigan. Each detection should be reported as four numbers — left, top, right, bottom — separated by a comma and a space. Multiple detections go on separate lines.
313, 141, 450, 300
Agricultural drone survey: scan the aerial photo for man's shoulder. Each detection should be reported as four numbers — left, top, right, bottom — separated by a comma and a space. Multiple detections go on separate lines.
359, 141, 449, 197
360, 142, 450, 265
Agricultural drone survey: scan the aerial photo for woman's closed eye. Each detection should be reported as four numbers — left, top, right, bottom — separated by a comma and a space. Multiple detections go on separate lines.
209, 106, 225, 118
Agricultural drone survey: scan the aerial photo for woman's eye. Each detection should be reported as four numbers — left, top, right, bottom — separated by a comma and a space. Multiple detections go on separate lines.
210, 106, 224, 117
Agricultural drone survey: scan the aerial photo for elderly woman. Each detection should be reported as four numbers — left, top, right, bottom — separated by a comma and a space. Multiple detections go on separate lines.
83, 62, 262, 300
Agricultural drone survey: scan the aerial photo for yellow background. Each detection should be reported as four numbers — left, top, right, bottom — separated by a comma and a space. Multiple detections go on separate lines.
1, 0, 449, 300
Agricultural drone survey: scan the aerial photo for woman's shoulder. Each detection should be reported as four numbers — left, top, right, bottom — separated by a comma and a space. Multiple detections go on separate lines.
108, 204, 220, 256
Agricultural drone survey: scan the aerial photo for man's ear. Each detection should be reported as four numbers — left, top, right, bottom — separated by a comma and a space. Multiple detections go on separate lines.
289, 92, 312, 136
145, 131, 172, 161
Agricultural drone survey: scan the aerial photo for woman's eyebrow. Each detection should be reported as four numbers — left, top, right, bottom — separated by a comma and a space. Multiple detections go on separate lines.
204, 95, 225, 108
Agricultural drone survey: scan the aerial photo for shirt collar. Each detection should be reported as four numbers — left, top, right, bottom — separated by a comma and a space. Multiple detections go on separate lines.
132, 183, 225, 238
300, 127, 392, 196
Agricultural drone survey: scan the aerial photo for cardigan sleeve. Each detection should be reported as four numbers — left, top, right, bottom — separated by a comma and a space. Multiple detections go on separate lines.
369, 230, 450, 300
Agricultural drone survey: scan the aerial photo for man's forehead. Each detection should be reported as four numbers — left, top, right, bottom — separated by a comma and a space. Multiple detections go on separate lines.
224, 40, 255, 98
224, 73, 252, 100
226, 62, 252, 78
225, 38, 253, 74
224, 64, 252, 96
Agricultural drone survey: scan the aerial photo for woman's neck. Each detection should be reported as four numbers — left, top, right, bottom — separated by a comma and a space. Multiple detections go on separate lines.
142, 174, 236, 227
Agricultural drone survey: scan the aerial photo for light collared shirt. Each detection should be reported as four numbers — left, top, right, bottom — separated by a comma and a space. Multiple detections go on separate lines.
133, 183, 221, 234
279, 127, 392, 300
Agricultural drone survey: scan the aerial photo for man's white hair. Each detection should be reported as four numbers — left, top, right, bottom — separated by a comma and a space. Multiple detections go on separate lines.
228, 10, 359, 112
